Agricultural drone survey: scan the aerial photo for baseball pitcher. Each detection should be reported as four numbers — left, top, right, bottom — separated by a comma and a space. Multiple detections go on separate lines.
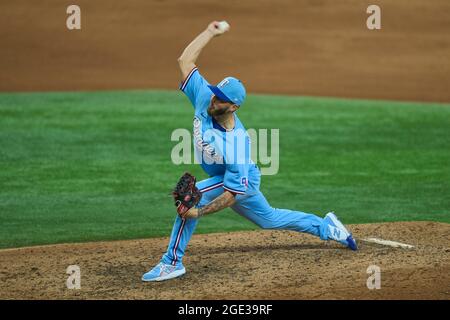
142, 21, 357, 282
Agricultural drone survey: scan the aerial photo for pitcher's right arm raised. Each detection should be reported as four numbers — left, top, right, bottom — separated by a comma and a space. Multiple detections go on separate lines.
178, 21, 229, 80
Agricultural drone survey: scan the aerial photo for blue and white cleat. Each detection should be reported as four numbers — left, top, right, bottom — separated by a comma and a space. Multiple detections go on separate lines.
142, 262, 186, 282
324, 212, 358, 251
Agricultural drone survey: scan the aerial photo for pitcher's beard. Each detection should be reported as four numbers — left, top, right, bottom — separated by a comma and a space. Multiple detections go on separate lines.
207, 104, 228, 117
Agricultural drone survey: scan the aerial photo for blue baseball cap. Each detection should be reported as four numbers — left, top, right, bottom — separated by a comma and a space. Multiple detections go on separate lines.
207, 77, 246, 106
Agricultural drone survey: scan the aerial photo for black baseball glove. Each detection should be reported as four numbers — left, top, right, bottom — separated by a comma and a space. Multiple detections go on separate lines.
172, 172, 202, 215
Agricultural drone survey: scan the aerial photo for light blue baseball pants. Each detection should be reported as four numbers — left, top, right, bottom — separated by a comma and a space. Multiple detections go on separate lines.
161, 176, 330, 266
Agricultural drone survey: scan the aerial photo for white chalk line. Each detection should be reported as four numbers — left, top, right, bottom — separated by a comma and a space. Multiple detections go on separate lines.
360, 237, 415, 249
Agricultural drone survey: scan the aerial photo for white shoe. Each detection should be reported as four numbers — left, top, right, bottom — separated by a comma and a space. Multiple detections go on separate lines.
324, 212, 358, 250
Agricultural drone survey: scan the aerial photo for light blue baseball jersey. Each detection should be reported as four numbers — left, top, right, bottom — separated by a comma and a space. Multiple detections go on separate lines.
180, 67, 260, 195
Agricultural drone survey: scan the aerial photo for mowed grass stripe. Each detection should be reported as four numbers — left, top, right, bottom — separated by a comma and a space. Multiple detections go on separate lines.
0, 90, 449, 249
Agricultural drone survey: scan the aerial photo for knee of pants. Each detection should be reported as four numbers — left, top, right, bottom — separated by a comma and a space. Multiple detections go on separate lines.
255, 211, 278, 229
233, 205, 277, 230
259, 221, 277, 230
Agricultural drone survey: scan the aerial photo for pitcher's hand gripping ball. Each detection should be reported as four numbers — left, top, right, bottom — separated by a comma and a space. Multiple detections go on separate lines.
172, 172, 202, 215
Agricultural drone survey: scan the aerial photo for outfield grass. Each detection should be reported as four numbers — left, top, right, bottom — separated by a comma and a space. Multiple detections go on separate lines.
0, 90, 449, 249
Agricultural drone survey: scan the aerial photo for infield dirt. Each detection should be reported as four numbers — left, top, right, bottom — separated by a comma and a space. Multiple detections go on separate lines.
1, 221, 449, 299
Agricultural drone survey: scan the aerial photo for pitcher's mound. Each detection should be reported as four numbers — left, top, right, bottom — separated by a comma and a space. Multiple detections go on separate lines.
0, 221, 449, 299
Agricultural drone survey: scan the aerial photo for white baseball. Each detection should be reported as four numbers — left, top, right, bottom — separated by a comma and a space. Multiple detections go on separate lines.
217, 21, 230, 32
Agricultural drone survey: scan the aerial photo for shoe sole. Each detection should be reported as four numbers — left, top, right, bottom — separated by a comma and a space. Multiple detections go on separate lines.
141, 268, 186, 282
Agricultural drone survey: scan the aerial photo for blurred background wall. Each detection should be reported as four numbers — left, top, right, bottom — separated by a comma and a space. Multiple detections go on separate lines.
1, 0, 449, 102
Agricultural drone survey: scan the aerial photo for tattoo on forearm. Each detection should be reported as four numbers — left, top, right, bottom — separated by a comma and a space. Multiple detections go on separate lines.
198, 192, 235, 217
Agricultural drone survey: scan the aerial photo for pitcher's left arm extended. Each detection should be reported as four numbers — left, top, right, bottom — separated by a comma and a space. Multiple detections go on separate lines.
180, 191, 236, 219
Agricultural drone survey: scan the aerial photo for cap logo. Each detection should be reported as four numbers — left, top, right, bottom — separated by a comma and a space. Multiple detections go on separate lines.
218, 79, 230, 88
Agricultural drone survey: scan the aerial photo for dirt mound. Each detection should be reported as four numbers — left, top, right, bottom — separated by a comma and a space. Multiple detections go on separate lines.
1, 0, 450, 102
0, 221, 449, 299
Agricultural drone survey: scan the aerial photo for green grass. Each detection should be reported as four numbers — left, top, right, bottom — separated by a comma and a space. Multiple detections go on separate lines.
0, 90, 449, 249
